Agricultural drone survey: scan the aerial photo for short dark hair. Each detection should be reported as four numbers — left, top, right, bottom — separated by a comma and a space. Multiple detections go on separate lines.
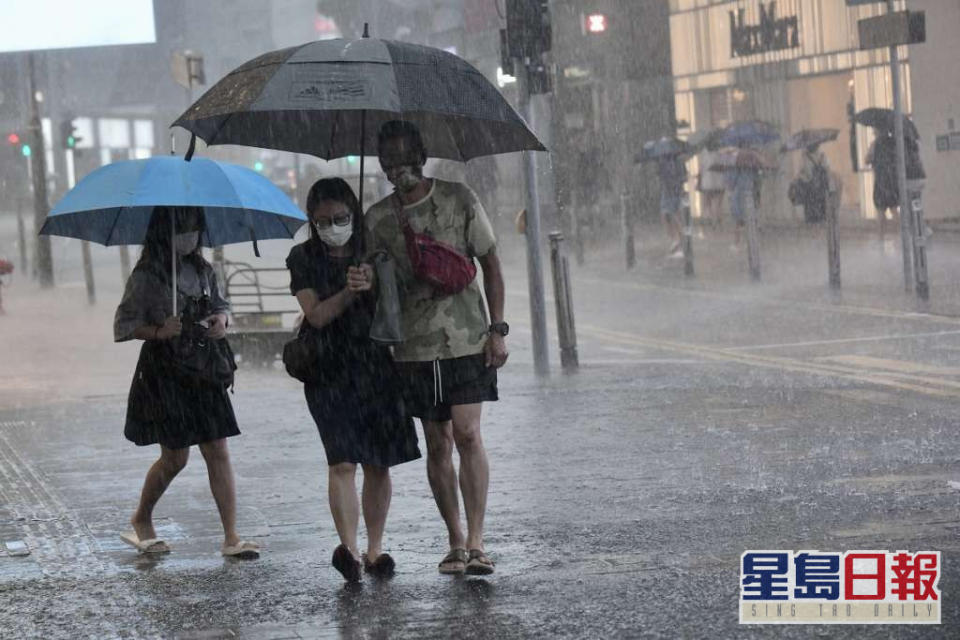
377, 120, 426, 159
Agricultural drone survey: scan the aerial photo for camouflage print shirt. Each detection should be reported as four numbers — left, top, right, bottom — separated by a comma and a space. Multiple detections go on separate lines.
365, 178, 496, 363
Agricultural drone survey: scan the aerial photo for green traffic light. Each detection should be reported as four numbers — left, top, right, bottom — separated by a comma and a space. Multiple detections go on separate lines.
253, 161, 264, 172
346, 156, 358, 165
67, 136, 76, 148
21, 144, 31, 157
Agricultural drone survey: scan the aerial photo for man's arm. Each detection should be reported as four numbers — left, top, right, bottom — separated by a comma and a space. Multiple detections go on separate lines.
478, 248, 508, 368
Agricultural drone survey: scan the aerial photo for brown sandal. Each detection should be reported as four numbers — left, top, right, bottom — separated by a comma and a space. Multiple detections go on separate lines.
438, 548, 468, 574
465, 549, 494, 575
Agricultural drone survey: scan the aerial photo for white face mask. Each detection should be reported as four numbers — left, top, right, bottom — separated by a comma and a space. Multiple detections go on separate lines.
174, 231, 199, 255
316, 221, 353, 247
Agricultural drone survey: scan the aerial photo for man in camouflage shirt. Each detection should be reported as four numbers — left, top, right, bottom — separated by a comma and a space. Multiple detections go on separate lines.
363, 121, 508, 576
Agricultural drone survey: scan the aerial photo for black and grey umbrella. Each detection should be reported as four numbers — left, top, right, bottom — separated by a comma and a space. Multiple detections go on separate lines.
854, 108, 919, 140
780, 128, 839, 152
634, 136, 690, 163
173, 36, 545, 163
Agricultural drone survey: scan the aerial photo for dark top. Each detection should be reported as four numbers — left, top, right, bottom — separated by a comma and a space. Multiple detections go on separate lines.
285, 238, 420, 467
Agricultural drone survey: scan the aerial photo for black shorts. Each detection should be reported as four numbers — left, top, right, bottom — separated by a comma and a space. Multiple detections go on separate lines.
396, 353, 498, 422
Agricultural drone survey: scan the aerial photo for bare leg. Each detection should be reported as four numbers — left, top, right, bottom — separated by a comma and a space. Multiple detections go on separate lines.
450, 404, 489, 551
361, 464, 391, 558
422, 419, 465, 550
328, 462, 360, 557
198, 439, 239, 547
131, 445, 189, 541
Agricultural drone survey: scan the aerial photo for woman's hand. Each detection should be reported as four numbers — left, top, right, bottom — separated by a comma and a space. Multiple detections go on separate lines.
346, 264, 375, 292
156, 315, 182, 340
204, 313, 228, 339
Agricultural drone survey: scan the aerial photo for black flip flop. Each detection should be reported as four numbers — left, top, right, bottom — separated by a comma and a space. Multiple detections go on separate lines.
363, 552, 396, 578
332, 544, 362, 583
465, 549, 495, 576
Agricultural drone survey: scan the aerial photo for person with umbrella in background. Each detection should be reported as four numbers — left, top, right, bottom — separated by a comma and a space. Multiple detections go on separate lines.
657, 151, 688, 258
784, 129, 839, 224
857, 108, 925, 234
364, 120, 506, 576
113, 207, 259, 558
694, 133, 726, 230
285, 177, 420, 582
638, 136, 689, 257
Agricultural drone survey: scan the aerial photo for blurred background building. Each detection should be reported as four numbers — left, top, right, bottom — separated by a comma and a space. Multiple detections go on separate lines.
669, 0, 960, 226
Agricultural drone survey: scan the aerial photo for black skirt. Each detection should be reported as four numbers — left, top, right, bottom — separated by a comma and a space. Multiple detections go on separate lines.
124, 341, 240, 449
304, 341, 420, 468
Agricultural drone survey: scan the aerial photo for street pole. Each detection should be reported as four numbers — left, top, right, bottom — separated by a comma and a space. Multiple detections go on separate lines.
516, 59, 550, 376
66, 148, 95, 304
27, 53, 53, 288
16, 195, 27, 272
888, 0, 914, 293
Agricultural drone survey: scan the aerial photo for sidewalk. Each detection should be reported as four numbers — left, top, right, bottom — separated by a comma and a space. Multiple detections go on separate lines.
2, 218, 960, 638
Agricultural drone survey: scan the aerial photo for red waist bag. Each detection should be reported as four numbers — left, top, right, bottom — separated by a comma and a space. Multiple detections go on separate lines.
393, 195, 477, 296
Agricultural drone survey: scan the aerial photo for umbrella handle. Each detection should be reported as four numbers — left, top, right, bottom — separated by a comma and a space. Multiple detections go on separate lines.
171, 213, 177, 316
185, 134, 197, 162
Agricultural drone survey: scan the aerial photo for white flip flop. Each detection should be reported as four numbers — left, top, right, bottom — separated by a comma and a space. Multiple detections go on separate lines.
119, 531, 171, 555
221, 540, 260, 559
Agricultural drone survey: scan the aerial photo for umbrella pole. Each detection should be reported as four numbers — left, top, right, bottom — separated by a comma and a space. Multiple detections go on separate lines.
356, 110, 366, 266
171, 213, 177, 316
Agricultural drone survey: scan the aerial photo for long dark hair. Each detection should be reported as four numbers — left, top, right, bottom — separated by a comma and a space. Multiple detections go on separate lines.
305, 177, 365, 259
134, 206, 209, 281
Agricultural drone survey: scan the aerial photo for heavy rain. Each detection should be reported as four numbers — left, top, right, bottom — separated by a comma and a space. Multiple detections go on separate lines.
0, 0, 957, 638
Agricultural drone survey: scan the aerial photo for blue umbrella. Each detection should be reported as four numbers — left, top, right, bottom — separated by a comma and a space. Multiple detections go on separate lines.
635, 136, 690, 163
40, 155, 308, 313
717, 120, 780, 148
41, 155, 306, 247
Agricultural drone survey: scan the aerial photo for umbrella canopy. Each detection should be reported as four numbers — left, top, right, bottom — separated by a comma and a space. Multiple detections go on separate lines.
636, 136, 690, 163
781, 128, 839, 152
854, 107, 919, 140
717, 120, 781, 148
40, 155, 307, 247
172, 38, 545, 162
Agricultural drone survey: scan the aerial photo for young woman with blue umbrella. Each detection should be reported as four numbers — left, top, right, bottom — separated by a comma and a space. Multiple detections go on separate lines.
41, 155, 307, 557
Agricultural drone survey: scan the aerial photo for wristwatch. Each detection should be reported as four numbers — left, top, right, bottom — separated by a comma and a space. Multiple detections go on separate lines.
489, 321, 509, 337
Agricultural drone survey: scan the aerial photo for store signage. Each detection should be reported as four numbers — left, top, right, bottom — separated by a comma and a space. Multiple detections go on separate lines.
729, 2, 800, 58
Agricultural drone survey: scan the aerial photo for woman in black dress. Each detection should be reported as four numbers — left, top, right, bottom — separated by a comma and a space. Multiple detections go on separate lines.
286, 178, 420, 582
114, 207, 259, 559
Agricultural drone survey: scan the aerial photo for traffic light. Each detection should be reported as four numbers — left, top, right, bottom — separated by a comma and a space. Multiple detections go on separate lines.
584, 13, 608, 34
6, 132, 29, 158
59, 117, 81, 149
253, 161, 264, 172
505, 0, 551, 59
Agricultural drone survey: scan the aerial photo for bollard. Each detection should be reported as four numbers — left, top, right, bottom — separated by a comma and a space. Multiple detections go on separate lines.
909, 181, 929, 301
549, 231, 579, 371
620, 193, 636, 270
745, 178, 761, 282
826, 181, 842, 290
16, 197, 28, 272
681, 190, 694, 277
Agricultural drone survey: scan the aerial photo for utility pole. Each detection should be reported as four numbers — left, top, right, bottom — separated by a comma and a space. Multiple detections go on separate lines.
516, 62, 550, 376
506, 0, 552, 376
887, 0, 913, 293
26, 53, 53, 288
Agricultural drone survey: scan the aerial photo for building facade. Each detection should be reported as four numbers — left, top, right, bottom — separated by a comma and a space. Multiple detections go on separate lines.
669, 0, 958, 225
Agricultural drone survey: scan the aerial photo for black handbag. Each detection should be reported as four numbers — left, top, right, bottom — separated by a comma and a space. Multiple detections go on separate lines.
149, 263, 237, 388
283, 321, 326, 384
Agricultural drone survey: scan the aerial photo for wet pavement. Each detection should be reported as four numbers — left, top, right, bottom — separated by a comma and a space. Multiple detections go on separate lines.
2, 221, 960, 638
